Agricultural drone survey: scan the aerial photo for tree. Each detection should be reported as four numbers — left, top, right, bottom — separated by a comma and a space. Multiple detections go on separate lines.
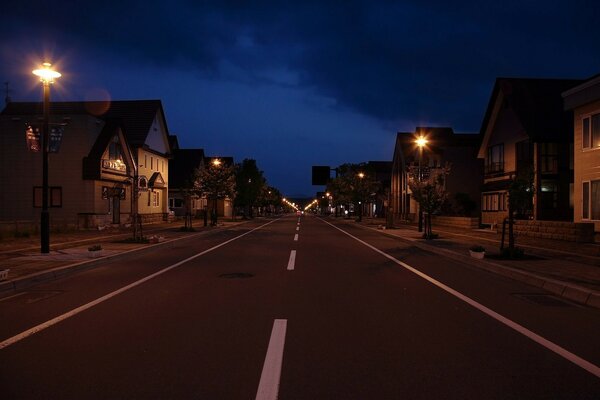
256, 185, 282, 215
326, 163, 380, 221
194, 160, 235, 226
408, 164, 450, 239
234, 159, 265, 218
504, 168, 534, 257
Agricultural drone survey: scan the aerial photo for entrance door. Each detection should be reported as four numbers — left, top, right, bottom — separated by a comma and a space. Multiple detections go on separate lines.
112, 196, 120, 224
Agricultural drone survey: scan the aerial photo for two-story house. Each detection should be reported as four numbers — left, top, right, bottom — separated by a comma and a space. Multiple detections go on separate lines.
478, 78, 582, 225
0, 100, 172, 228
563, 74, 600, 236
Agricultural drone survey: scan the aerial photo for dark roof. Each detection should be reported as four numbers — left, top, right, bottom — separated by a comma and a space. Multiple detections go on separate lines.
479, 78, 583, 142
169, 148, 205, 189
1, 100, 168, 149
82, 120, 133, 180
168, 135, 180, 150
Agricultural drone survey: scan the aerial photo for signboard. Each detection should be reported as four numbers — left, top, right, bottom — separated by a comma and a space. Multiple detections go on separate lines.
102, 159, 127, 172
25, 123, 65, 153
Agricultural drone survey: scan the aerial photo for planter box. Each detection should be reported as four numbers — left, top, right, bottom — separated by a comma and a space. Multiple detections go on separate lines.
469, 250, 485, 259
0, 269, 9, 281
88, 250, 104, 258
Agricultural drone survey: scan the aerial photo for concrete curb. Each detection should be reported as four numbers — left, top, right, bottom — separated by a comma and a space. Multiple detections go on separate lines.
0, 222, 248, 295
352, 223, 600, 310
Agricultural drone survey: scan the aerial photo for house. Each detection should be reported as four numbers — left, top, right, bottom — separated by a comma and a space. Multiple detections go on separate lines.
168, 147, 206, 217
478, 78, 582, 226
0, 100, 172, 229
390, 127, 482, 224
563, 74, 600, 236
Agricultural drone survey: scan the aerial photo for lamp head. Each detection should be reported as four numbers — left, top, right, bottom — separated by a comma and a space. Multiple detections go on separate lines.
32, 62, 61, 84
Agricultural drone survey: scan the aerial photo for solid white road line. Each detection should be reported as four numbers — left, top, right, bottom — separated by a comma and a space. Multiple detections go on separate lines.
319, 218, 600, 379
294, 234, 299, 241
287, 250, 296, 271
296, 227, 299, 231
0, 219, 280, 351
255, 319, 288, 400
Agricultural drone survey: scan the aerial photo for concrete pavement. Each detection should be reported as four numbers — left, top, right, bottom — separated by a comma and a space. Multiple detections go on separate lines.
0, 219, 248, 294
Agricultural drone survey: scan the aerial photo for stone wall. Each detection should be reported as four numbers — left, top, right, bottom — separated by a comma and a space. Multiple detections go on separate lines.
498, 220, 595, 243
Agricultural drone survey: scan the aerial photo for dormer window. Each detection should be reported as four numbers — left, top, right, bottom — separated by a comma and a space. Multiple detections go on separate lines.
108, 135, 124, 161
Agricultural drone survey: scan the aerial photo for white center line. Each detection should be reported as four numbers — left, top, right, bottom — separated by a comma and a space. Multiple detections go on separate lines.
319, 218, 600, 379
296, 227, 299, 231
255, 319, 288, 400
294, 234, 299, 241
287, 250, 296, 271
0, 219, 280, 350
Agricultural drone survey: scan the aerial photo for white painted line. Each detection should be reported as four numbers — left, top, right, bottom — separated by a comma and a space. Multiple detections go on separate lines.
0, 219, 280, 351
287, 250, 296, 271
319, 218, 600, 379
255, 319, 288, 400
296, 227, 299, 231
0, 292, 27, 303
294, 234, 299, 241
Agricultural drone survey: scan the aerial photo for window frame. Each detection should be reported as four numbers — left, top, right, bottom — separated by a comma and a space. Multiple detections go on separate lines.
33, 186, 62, 208
582, 112, 600, 150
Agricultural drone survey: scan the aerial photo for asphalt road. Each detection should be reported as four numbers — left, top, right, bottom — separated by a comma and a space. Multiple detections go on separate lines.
1, 214, 599, 399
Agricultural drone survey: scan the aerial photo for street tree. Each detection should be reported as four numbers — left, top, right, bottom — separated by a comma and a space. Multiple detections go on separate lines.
408, 164, 450, 239
194, 160, 235, 226
326, 163, 380, 222
504, 168, 534, 257
235, 159, 265, 218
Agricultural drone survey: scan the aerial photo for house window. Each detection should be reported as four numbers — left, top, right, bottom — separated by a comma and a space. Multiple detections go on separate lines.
33, 187, 62, 208
540, 180, 558, 210
583, 180, 600, 220
486, 144, 504, 174
152, 191, 160, 207
582, 113, 600, 149
151, 157, 153, 170
540, 143, 558, 174
482, 192, 506, 211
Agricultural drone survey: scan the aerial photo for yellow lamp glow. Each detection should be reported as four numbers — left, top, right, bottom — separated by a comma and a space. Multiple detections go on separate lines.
415, 136, 428, 147
32, 62, 61, 83
212, 158, 221, 166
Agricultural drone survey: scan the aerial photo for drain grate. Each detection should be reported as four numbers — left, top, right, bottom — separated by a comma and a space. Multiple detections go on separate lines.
219, 273, 254, 279
513, 293, 574, 307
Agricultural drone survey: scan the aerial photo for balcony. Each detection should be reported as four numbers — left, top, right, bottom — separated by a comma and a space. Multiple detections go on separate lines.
485, 162, 504, 176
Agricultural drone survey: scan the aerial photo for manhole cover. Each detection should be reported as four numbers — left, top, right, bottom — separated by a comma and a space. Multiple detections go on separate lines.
513, 293, 574, 307
219, 273, 254, 279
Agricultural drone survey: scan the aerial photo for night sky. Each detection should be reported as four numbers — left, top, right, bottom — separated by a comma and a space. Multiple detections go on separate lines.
2, 1, 600, 197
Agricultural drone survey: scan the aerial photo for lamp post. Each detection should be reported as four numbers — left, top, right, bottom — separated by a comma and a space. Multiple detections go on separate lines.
357, 172, 365, 222
32, 63, 61, 253
415, 136, 427, 232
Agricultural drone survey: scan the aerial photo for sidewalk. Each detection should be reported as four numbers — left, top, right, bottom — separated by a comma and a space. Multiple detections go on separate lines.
347, 217, 600, 309
0, 219, 246, 294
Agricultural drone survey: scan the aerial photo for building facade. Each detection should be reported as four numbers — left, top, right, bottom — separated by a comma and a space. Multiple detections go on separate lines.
478, 78, 582, 225
0, 100, 172, 229
390, 127, 482, 223
563, 75, 600, 234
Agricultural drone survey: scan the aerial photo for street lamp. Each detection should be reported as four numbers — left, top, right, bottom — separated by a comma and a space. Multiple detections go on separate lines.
32, 62, 61, 253
415, 135, 428, 232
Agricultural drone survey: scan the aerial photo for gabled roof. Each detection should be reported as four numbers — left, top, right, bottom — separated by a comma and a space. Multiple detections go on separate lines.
169, 148, 205, 189
1, 100, 170, 150
82, 120, 135, 180
479, 78, 582, 143
562, 72, 600, 110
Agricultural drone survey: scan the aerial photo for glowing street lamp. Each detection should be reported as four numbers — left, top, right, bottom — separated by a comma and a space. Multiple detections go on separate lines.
212, 158, 221, 167
32, 62, 61, 253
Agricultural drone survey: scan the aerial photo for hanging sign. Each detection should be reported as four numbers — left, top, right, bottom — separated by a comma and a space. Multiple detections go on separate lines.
25, 123, 66, 153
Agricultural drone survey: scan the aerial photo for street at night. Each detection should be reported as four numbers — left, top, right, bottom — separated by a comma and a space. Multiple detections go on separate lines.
1, 215, 599, 399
